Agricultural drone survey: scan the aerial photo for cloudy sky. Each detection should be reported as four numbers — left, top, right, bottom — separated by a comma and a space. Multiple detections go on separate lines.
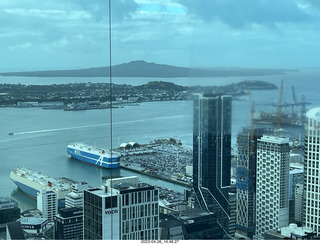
1, 0, 320, 71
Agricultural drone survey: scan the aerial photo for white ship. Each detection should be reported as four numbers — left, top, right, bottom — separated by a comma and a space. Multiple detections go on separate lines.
10, 167, 75, 207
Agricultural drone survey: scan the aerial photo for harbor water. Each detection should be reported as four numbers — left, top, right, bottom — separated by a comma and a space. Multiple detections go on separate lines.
1, 69, 319, 211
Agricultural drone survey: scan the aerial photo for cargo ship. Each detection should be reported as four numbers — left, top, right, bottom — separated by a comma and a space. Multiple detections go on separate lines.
10, 167, 74, 207
67, 143, 120, 169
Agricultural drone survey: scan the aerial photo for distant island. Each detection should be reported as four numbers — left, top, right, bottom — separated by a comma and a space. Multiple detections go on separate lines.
0, 60, 297, 78
0, 80, 277, 108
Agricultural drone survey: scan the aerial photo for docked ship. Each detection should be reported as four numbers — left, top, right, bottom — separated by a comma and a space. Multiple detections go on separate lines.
10, 167, 74, 207
67, 143, 120, 169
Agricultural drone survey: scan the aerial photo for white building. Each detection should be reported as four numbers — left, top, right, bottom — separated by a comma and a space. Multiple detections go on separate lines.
19, 217, 48, 235
65, 192, 83, 208
37, 190, 57, 223
83, 176, 159, 240
65, 182, 89, 208
255, 136, 290, 239
303, 107, 320, 235
280, 223, 315, 240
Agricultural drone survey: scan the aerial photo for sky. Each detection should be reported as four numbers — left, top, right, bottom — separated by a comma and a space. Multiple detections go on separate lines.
1, 0, 320, 72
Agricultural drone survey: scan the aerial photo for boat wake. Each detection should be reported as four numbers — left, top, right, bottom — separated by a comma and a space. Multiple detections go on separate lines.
9, 114, 188, 136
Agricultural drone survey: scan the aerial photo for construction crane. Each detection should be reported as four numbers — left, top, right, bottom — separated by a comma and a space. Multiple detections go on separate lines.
248, 89, 255, 152
276, 80, 284, 132
292, 86, 297, 104
291, 86, 297, 114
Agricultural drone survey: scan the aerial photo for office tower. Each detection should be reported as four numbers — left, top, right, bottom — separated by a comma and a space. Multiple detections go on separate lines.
289, 166, 304, 224
255, 136, 290, 239
55, 207, 83, 240
0, 197, 20, 224
83, 176, 159, 240
303, 107, 320, 235
65, 182, 89, 208
65, 192, 83, 208
236, 128, 263, 239
37, 189, 57, 223
295, 184, 304, 225
159, 210, 225, 239
6, 221, 25, 240
193, 93, 235, 238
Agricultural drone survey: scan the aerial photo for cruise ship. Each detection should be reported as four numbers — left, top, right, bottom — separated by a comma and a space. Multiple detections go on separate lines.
67, 143, 120, 169
10, 167, 74, 207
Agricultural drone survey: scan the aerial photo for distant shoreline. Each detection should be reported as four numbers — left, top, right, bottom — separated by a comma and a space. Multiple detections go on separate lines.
0, 80, 277, 108
0, 60, 297, 78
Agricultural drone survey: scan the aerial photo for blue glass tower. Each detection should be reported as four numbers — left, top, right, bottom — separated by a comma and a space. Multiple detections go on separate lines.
193, 93, 235, 238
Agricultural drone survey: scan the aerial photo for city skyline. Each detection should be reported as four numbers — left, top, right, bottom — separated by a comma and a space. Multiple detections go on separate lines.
1, 0, 320, 72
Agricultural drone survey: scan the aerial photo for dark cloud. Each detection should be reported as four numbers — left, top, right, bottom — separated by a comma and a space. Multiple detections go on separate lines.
176, 0, 311, 28
0, 0, 139, 51
68, 0, 139, 22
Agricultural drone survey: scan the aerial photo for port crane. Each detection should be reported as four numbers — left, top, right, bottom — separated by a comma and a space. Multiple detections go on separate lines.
255, 82, 310, 127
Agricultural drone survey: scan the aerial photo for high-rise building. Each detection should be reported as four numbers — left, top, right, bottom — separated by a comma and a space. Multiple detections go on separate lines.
37, 190, 57, 223
0, 197, 20, 225
65, 182, 89, 208
192, 93, 235, 238
255, 135, 290, 239
54, 207, 83, 240
294, 183, 304, 226
303, 107, 320, 235
289, 166, 304, 224
83, 176, 159, 240
235, 128, 263, 239
159, 210, 225, 240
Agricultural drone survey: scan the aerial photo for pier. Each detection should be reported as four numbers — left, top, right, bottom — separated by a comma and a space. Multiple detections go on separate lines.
116, 138, 193, 188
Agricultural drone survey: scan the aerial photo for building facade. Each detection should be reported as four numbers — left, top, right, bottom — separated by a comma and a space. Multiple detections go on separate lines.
289, 166, 304, 224
37, 190, 57, 223
255, 136, 290, 239
19, 217, 48, 235
235, 128, 263, 239
294, 183, 304, 225
83, 176, 159, 240
54, 207, 83, 240
192, 94, 235, 238
0, 197, 20, 225
303, 107, 320, 235
65, 182, 89, 208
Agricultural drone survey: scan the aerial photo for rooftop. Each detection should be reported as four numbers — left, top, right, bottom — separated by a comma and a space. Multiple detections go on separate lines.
86, 176, 154, 197
306, 107, 320, 120
19, 217, 47, 226
259, 135, 290, 144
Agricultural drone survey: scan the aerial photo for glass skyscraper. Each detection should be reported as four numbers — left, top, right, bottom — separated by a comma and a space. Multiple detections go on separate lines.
193, 93, 235, 238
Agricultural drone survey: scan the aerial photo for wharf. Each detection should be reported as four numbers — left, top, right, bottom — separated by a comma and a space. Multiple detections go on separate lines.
117, 138, 193, 188
120, 164, 191, 188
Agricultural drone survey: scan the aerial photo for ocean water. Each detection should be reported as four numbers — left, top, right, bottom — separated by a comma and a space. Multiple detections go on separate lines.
1, 69, 319, 211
